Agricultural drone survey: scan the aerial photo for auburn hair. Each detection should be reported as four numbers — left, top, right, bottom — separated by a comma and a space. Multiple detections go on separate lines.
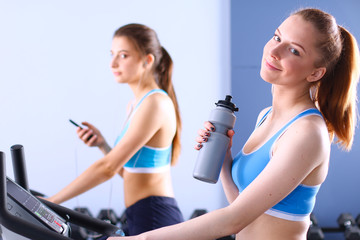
294, 8, 360, 150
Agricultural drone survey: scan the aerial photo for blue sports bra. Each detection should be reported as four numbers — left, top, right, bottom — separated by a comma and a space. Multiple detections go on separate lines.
114, 89, 172, 173
231, 108, 323, 221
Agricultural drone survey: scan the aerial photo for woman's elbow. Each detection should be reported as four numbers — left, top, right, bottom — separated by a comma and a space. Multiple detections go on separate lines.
95, 159, 118, 179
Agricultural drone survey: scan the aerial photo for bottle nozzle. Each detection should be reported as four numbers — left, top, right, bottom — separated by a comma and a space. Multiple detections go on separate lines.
215, 95, 239, 112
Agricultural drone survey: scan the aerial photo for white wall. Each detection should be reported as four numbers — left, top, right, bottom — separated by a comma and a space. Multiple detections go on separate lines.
0, 0, 230, 220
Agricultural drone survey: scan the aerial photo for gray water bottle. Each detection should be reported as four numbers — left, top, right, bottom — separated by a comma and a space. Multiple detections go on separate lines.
193, 95, 239, 184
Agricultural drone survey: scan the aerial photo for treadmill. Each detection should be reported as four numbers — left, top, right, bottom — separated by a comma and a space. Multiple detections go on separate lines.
0, 145, 124, 240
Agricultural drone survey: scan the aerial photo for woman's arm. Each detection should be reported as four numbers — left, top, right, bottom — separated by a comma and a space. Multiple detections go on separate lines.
219, 148, 239, 204
47, 93, 169, 204
47, 157, 115, 204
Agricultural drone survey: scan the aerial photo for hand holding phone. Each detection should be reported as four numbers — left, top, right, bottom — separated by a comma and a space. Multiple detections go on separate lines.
69, 119, 93, 141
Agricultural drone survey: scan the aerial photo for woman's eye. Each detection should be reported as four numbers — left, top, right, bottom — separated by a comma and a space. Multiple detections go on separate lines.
290, 48, 300, 56
273, 35, 281, 42
120, 54, 127, 59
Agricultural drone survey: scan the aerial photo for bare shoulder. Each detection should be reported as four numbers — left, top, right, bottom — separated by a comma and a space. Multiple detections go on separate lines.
140, 91, 174, 113
293, 114, 328, 140
126, 91, 175, 138
278, 114, 330, 165
134, 91, 175, 125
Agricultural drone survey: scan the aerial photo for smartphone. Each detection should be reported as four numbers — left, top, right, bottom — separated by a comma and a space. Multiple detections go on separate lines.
69, 119, 93, 141
69, 119, 83, 129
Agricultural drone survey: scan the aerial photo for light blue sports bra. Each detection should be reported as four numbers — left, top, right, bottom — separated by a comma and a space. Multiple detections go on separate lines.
231, 108, 323, 221
114, 89, 172, 173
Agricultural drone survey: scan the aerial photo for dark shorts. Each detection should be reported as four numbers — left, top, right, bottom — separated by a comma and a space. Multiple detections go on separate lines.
124, 196, 184, 236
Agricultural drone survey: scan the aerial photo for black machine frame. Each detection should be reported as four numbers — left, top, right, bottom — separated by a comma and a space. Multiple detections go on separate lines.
0, 145, 123, 240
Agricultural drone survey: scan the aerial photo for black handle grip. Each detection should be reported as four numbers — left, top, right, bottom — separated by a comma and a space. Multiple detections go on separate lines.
10, 144, 29, 191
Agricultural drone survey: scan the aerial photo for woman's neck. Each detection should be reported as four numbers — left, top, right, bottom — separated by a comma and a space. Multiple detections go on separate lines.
129, 76, 159, 100
271, 84, 315, 118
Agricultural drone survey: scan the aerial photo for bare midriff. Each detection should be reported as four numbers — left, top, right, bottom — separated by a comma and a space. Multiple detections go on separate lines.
122, 169, 174, 207
236, 213, 310, 240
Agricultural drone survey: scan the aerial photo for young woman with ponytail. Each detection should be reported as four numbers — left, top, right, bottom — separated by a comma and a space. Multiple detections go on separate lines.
109, 8, 359, 240
47, 24, 183, 235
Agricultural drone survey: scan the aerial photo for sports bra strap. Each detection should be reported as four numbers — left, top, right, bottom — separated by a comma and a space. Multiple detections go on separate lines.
267, 108, 323, 146
128, 89, 167, 121
279, 108, 323, 134
256, 108, 272, 128
256, 108, 322, 129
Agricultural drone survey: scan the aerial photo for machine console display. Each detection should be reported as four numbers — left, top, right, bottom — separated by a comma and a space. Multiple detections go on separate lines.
6, 177, 69, 236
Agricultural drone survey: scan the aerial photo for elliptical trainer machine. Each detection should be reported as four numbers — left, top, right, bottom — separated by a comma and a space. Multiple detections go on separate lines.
0, 145, 124, 240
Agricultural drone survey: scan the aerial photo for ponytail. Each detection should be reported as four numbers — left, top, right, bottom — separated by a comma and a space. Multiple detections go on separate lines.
294, 8, 360, 150
156, 47, 182, 165
316, 26, 360, 150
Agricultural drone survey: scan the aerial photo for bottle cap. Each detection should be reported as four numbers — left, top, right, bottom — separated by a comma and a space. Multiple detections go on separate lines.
215, 95, 239, 112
